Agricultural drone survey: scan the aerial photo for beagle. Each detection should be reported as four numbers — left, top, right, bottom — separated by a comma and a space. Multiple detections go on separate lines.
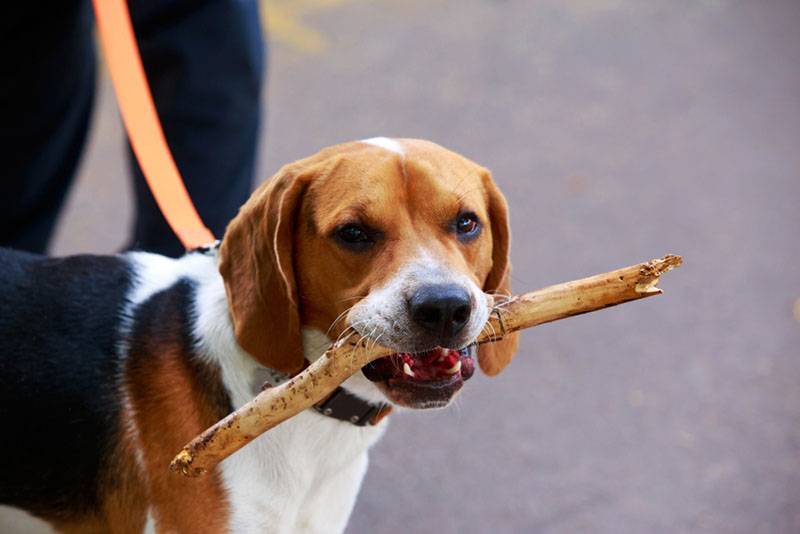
0, 138, 519, 533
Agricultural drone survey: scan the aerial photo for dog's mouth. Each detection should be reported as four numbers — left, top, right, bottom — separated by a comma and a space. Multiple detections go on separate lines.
361, 345, 476, 409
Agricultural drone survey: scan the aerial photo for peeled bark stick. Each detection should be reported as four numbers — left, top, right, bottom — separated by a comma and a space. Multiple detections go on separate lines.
171, 254, 683, 477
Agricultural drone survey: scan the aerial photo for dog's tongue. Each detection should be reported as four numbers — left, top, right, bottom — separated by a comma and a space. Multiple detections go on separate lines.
401, 349, 460, 380
363, 347, 473, 382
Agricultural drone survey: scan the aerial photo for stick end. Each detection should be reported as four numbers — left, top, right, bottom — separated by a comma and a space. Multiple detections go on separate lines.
170, 449, 206, 478
653, 254, 683, 273
635, 254, 683, 295
636, 285, 663, 296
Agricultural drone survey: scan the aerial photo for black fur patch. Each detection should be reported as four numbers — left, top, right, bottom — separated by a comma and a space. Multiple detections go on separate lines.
0, 250, 232, 520
0, 248, 131, 518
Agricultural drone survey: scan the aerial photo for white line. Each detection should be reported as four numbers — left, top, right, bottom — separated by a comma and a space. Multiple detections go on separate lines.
361, 137, 404, 155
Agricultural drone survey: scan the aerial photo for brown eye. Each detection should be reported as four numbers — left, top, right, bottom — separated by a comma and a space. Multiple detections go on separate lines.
454, 212, 481, 241
333, 223, 378, 252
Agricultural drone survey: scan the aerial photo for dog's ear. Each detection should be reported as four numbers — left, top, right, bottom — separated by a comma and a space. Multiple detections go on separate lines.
218, 166, 309, 374
477, 171, 520, 376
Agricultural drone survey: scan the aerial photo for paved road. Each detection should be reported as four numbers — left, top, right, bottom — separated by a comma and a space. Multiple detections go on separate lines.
41, 0, 800, 532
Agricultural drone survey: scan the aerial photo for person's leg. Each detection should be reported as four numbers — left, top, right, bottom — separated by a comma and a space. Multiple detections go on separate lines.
128, 0, 265, 257
0, 2, 96, 253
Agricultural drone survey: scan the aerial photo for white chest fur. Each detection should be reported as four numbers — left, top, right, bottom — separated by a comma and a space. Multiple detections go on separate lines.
218, 410, 384, 533
190, 256, 387, 533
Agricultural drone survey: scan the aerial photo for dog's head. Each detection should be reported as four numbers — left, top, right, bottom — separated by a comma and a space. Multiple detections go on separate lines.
219, 138, 519, 409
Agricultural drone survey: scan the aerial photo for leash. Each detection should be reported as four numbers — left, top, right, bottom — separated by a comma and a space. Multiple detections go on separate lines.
92, 0, 215, 250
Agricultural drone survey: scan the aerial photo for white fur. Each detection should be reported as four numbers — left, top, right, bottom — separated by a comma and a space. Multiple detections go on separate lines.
348, 248, 491, 352
143, 510, 156, 534
0, 505, 56, 534
361, 136, 404, 155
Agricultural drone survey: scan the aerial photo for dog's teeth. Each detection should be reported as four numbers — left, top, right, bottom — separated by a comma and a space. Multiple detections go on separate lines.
444, 360, 462, 375
403, 363, 416, 377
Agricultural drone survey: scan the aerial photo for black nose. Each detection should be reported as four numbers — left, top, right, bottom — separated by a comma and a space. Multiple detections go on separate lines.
408, 284, 472, 340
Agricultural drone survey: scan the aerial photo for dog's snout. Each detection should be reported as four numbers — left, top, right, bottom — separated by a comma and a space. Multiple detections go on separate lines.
408, 284, 472, 341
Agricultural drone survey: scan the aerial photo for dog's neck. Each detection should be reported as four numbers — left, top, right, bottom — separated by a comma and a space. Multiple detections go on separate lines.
186, 250, 388, 410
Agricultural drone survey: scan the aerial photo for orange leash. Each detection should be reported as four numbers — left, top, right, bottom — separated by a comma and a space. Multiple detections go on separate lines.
92, 0, 215, 250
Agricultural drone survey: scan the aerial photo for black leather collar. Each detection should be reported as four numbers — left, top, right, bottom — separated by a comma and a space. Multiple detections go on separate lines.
313, 387, 391, 427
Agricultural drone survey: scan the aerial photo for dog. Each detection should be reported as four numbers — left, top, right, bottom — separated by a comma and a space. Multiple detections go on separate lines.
0, 138, 519, 533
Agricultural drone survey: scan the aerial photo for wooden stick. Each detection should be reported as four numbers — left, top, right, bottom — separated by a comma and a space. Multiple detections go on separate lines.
171, 254, 682, 476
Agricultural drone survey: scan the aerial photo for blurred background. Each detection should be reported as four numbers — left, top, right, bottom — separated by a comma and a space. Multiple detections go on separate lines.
29, 0, 800, 531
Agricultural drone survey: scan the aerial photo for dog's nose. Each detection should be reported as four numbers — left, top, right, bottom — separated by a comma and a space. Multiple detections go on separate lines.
409, 284, 472, 340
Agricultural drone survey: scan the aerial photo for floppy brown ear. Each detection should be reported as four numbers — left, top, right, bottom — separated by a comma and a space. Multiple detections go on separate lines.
478, 171, 520, 376
218, 167, 308, 374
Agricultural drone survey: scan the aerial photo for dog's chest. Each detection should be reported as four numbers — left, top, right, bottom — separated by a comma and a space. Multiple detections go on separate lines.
189, 267, 388, 532
218, 411, 386, 533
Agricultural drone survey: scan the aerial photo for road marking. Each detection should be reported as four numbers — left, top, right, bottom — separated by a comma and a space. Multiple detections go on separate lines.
262, 0, 360, 54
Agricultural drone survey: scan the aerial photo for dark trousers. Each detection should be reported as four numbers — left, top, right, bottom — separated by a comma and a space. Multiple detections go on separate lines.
0, 0, 264, 257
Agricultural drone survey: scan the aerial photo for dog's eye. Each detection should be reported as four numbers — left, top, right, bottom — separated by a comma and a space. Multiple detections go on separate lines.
455, 212, 481, 241
333, 223, 375, 251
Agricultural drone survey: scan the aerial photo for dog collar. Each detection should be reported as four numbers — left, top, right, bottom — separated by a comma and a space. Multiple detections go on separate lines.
261, 372, 391, 427
313, 387, 392, 427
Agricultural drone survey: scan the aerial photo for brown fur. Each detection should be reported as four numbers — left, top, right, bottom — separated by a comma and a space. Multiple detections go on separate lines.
219, 162, 310, 374
125, 342, 232, 533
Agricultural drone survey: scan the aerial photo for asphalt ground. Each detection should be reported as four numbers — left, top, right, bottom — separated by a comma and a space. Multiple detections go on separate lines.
8, 1, 800, 532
